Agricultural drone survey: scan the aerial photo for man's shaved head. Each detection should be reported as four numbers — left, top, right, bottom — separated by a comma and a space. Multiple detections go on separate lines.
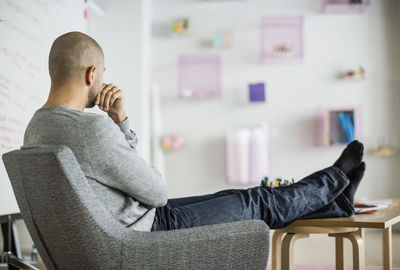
49, 31, 104, 86
48, 32, 105, 108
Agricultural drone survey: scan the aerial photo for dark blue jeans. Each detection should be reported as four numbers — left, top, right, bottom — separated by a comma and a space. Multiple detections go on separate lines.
151, 166, 355, 231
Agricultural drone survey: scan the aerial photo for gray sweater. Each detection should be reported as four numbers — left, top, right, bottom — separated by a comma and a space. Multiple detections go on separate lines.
23, 105, 168, 231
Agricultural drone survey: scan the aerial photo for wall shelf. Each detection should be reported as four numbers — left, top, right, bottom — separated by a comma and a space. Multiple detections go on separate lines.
178, 54, 221, 99
322, 0, 370, 14
260, 16, 304, 64
315, 107, 361, 146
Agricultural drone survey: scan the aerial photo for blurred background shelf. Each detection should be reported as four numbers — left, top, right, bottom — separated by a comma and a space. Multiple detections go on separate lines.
178, 54, 221, 99
260, 16, 304, 64
322, 0, 370, 14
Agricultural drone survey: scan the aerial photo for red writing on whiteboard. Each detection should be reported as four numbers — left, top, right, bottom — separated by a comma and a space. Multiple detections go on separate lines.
8, 117, 25, 127
1, 144, 13, 151
0, 136, 21, 144
5, 0, 42, 26
0, 73, 30, 95
0, 125, 24, 134
0, 73, 44, 105
0, 136, 11, 143
0, 81, 9, 90
0, 89, 28, 111
0, 48, 41, 78
0, 133, 22, 151
0, 115, 26, 127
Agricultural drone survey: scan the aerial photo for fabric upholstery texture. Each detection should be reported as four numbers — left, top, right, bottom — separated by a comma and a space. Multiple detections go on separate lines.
2, 145, 270, 270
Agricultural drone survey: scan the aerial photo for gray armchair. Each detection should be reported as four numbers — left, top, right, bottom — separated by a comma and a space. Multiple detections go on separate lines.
2, 145, 270, 270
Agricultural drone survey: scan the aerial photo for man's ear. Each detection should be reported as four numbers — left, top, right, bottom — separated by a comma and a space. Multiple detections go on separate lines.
85, 66, 97, 86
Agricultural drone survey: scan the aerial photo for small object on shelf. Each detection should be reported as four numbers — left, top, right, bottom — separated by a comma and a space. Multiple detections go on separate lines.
273, 44, 291, 57
322, 0, 370, 14
373, 145, 395, 157
340, 66, 365, 79
161, 134, 184, 152
193, 90, 203, 97
213, 35, 223, 48
178, 54, 221, 99
315, 107, 361, 146
337, 112, 355, 142
172, 18, 189, 34
261, 16, 303, 64
213, 31, 233, 48
182, 88, 193, 98
249, 82, 266, 103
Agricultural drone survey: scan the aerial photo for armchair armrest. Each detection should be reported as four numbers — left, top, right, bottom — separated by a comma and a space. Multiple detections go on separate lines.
120, 220, 270, 269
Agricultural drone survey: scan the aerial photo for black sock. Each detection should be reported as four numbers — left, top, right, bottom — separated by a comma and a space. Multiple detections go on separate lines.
343, 162, 366, 205
333, 140, 364, 175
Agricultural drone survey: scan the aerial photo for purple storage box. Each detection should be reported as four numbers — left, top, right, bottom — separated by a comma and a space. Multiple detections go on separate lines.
178, 54, 221, 99
249, 83, 266, 102
261, 16, 303, 64
322, 0, 370, 14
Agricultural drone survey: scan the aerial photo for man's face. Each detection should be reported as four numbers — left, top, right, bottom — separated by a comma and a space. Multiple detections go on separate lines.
86, 57, 104, 108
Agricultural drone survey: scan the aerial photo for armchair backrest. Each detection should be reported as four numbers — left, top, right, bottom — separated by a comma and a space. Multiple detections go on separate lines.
2, 145, 129, 270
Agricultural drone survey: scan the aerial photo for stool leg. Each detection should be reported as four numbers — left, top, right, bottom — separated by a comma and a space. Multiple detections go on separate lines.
383, 226, 392, 270
330, 229, 365, 270
335, 236, 346, 270
272, 230, 285, 270
344, 230, 365, 270
281, 233, 309, 270
357, 228, 365, 240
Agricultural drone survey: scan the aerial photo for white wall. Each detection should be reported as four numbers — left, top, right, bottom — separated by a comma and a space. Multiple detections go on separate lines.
152, 0, 400, 199
87, 0, 152, 161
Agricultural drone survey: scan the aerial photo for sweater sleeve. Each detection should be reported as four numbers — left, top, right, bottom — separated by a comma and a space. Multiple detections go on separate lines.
116, 118, 138, 149
85, 116, 168, 208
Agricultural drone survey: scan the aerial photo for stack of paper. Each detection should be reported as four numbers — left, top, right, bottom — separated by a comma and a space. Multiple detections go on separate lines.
354, 199, 392, 214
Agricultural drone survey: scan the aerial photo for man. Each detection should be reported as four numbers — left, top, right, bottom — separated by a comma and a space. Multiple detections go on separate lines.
23, 32, 366, 232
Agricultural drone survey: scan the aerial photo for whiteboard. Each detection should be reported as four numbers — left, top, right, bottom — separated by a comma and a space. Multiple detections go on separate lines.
0, 0, 86, 216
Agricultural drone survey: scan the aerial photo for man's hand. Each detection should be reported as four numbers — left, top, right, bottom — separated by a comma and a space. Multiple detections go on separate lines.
95, 83, 127, 123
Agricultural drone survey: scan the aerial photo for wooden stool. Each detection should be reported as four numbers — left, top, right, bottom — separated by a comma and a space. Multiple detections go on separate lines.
271, 226, 365, 270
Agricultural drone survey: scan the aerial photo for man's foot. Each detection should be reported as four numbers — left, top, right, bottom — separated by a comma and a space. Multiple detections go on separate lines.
343, 162, 366, 205
333, 140, 364, 175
